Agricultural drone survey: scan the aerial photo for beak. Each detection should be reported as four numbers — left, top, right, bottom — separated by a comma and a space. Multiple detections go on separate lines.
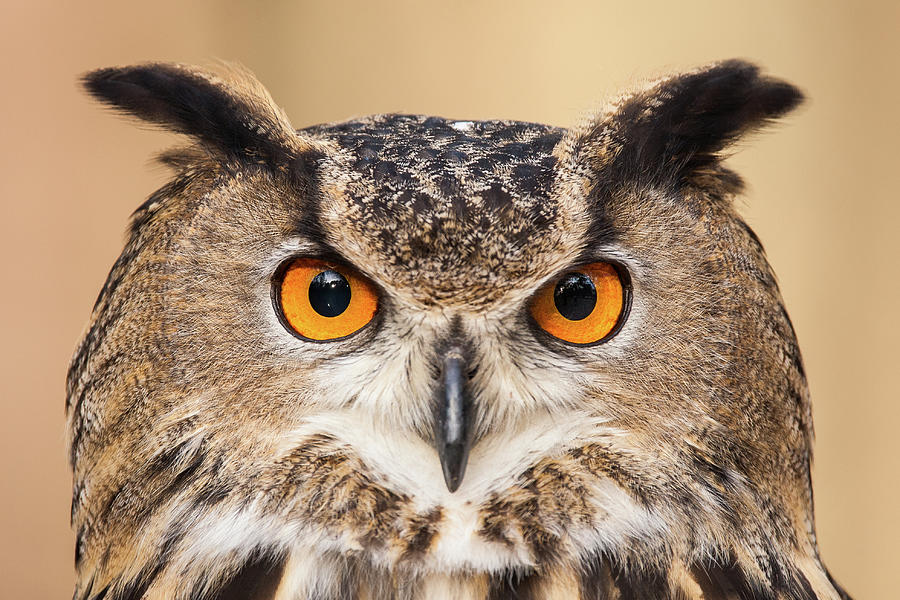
434, 346, 474, 493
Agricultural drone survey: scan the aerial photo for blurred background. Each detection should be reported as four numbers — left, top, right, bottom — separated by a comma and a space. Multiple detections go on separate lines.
1, 1, 897, 597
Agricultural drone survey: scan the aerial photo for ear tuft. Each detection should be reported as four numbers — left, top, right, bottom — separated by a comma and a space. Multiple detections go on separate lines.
574, 60, 804, 188
82, 63, 313, 166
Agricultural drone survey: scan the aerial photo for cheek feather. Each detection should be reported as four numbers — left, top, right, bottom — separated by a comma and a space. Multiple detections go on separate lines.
265, 407, 670, 574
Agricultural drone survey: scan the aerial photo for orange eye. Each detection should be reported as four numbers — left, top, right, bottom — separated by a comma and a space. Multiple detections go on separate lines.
530, 262, 627, 345
275, 258, 378, 341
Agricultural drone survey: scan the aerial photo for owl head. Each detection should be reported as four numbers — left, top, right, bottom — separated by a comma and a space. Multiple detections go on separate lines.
68, 61, 848, 599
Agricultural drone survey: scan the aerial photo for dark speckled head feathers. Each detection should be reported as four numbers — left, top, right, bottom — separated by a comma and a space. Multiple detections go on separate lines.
308, 115, 581, 308
68, 60, 851, 600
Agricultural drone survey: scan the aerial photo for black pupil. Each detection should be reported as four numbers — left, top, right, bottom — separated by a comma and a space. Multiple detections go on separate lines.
309, 270, 352, 317
553, 272, 597, 321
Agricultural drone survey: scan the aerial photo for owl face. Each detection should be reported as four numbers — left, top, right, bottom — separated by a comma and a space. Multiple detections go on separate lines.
68, 62, 848, 599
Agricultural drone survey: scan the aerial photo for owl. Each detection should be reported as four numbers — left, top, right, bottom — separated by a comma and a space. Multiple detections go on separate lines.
67, 60, 852, 600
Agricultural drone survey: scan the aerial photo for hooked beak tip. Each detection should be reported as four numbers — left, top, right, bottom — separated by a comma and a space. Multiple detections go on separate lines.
439, 442, 468, 493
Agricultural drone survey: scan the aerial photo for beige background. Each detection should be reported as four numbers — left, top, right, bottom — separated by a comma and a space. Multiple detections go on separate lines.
1, 1, 897, 597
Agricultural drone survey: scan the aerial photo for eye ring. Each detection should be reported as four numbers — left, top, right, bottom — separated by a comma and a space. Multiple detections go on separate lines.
271, 257, 379, 342
529, 261, 632, 346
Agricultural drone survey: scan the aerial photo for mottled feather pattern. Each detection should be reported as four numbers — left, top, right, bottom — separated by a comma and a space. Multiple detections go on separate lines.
68, 60, 850, 599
